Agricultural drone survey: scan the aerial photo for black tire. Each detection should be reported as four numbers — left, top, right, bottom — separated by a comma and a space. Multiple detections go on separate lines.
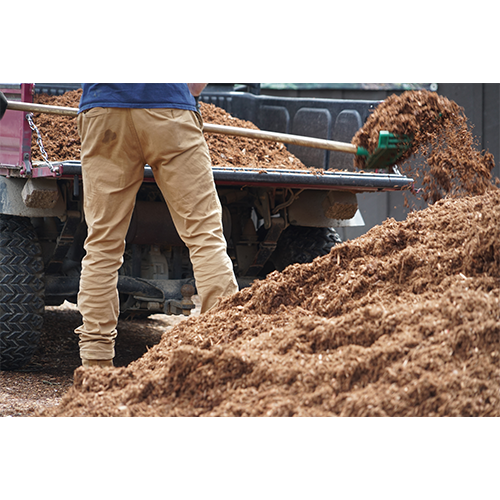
0, 215, 45, 370
270, 226, 342, 272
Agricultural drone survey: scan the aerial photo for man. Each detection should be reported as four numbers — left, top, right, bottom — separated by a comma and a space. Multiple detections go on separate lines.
76, 83, 239, 368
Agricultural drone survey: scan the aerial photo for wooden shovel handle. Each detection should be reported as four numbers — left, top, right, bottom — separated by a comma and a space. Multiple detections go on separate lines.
203, 123, 357, 154
6, 100, 358, 154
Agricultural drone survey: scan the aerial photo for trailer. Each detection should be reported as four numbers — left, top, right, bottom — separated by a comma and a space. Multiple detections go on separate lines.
0, 83, 413, 370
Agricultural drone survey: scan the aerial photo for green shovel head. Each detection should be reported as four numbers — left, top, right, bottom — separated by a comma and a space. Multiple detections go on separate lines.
357, 131, 413, 170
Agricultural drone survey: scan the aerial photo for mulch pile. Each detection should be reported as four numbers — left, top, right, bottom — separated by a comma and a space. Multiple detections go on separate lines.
36, 88, 499, 417
31, 89, 309, 170
43, 187, 500, 417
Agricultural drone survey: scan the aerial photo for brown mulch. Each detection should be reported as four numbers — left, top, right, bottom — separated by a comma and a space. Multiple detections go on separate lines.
42, 187, 500, 417
352, 89, 497, 203
31, 89, 309, 171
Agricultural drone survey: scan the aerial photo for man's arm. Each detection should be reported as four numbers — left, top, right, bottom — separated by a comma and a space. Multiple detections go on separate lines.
188, 84, 207, 97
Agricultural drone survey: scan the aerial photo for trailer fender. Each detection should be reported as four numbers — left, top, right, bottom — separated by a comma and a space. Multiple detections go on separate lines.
287, 189, 364, 228
0, 176, 65, 217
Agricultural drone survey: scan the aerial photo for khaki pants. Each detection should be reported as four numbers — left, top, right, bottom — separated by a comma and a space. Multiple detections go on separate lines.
75, 107, 238, 361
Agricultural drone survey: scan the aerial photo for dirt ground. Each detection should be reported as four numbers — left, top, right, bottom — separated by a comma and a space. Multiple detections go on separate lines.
0, 298, 201, 416
3, 88, 499, 417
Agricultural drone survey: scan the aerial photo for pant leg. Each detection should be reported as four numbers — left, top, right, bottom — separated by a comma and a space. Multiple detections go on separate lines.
76, 107, 145, 361
132, 108, 239, 313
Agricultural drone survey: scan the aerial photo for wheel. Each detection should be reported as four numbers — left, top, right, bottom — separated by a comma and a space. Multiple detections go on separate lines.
270, 226, 342, 272
0, 215, 45, 370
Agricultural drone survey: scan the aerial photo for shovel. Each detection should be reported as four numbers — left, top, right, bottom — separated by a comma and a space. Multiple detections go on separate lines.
2, 95, 412, 170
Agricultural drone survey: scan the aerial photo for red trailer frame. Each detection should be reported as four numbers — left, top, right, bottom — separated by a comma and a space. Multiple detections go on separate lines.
0, 84, 34, 175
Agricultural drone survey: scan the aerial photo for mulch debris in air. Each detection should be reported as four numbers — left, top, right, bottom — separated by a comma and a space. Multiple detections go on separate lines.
352, 89, 497, 203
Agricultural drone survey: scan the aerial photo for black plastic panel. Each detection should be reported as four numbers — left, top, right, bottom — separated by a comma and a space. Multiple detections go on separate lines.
200, 92, 379, 171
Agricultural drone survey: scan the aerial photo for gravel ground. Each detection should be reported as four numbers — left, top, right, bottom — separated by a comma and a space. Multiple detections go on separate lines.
0, 298, 201, 417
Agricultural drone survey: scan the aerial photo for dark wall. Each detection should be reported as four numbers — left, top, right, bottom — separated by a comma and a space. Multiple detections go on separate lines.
437, 83, 499, 181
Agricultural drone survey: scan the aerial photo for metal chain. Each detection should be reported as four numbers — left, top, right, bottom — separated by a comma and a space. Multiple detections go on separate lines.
26, 113, 58, 172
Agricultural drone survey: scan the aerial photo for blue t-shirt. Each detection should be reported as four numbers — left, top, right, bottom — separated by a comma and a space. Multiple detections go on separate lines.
79, 83, 197, 113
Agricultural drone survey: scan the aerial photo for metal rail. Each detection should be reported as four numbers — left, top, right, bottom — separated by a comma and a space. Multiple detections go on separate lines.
55, 162, 413, 192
